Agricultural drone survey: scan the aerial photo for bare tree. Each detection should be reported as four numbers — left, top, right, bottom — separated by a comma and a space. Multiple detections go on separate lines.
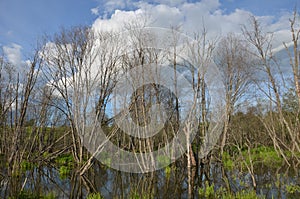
243, 16, 300, 163
116, 25, 172, 172
41, 26, 122, 173
284, 10, 300, 108
214, 33, 255, 155
79, 30, 122, 174
4, 49, 42, 175
187, 28, 216, 167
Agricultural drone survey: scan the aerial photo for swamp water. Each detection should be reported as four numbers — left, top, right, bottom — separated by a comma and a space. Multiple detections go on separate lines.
0, 160, 299, 199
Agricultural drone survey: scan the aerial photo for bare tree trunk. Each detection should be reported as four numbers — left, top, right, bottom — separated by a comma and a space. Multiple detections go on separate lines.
284, 11, 300, 108
215, 33, 255, 155
243, 16, 300, 162
8, 53, 41, 174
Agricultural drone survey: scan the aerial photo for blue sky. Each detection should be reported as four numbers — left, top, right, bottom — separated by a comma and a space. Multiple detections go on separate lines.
0, 0, 98, 52
219, 0, 295, 16
0, 0, 298, 63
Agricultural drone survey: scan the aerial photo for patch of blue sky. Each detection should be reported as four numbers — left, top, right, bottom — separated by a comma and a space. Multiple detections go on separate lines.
0, 0, 98, 53
219, 0, 296, 16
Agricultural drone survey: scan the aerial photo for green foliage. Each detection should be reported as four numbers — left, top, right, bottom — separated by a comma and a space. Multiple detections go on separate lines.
222, 152, 234, 170
157, 155, 171, 167
55, 154, 74, 166
59, 166, 70, 179
224, 146, 288, 171
198, 181, 215, 199
87, 193, 104, 199
12, 191, 56, 199
222, 190, 264, 199
164, 165, 171, 178
102, 157, 111, 166
55, 154, 74, 179
12, 160, 35, 177
286, 183, 300, 194
20, 160, 34, 171
230, 109, 266, 146
11, 169, 21, 178
241, 146, 283, 168
198, 183, 264, 199
128, 192, 152, 199
128, 187, 153, 199
42, 152, 50, 158
129, 192, 140, 199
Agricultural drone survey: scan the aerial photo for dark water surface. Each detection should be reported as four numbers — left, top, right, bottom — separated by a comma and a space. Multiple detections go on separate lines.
0, 160, 299, 198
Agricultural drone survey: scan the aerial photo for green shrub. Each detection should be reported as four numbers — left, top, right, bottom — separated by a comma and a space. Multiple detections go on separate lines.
20, 160, 34, 171
87, 193, 104, 199
286, 183, 300, 194
58, 165, 71, 179
222, 152, 234, 170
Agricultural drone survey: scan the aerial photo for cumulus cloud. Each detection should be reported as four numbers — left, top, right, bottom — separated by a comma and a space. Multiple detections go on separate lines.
3, 43, 23, 66
92, 9, 146, 32
2, 43, 34, 78
92, 0, 294, 51
89, 0, 297, 89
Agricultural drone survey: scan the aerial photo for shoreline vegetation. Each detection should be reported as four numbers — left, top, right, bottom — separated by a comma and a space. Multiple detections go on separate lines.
0, 147, 299, 198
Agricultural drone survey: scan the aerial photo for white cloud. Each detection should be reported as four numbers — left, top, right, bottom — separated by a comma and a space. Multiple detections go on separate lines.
92, 9, 146, 32
3, 43, 23, 66
91, 7, 99, 15
90, 1, 296, 90
2, 43, 35, 78
151, 0, 186, 7
149, 4, 184, 27
104, 0, 129, 13
99, 0, 189, 14
92, 0, 294, 51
